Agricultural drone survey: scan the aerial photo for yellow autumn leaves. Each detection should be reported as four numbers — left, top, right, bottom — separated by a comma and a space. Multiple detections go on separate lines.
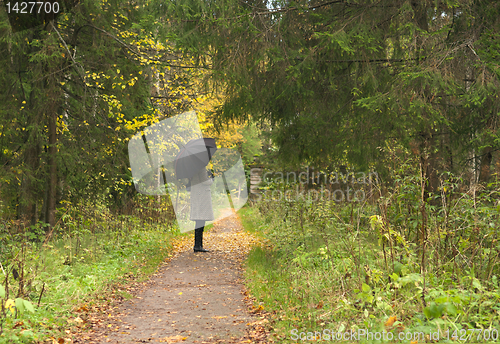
0, 284, 35, 316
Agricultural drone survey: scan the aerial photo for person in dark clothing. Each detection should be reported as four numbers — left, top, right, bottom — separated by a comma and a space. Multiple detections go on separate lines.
190, 167, 214, 252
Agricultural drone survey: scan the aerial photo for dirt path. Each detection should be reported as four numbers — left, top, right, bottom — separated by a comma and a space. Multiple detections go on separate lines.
73, 210, 268, 344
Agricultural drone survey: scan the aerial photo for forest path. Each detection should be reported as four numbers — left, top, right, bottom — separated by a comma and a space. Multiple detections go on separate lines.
73, 209, 268, 344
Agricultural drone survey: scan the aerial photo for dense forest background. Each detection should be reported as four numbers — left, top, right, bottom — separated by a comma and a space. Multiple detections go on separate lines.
3, 0, 500, 219
0, 0, 500, 342
1, 0, 500, 227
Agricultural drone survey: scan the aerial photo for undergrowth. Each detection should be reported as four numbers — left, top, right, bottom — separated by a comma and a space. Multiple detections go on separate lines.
241, 173, 500, 343
0, 197, 178, 343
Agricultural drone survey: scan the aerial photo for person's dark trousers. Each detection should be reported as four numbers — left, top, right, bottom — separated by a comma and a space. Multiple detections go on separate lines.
194, 220, 209, 252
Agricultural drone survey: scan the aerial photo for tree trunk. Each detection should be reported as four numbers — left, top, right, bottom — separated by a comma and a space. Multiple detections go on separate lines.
478, 146, 493, 184
419, 131, 439, 197
45, 111, 57, 228
494, 151, 500, 182
19, 142, 41, 225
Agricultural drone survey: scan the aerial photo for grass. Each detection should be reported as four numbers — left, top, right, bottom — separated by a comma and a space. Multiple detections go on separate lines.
0, 222, 179, 343
239, 198, 500, 344
237, 204, 266, 236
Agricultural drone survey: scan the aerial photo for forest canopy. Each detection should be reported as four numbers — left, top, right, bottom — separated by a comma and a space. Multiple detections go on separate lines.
1, 1, 500, 342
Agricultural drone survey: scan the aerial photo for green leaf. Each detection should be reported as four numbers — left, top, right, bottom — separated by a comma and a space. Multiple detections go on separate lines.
399, 273, 423, 286
423, 306, 432, 319
15, 297, 25, 312
444, 302, 457, 316
393, 261, 403, 275
362, 283, 371, 292
0, 284, 5, 298
424, 302, 444, 319
23, 300, 35, 313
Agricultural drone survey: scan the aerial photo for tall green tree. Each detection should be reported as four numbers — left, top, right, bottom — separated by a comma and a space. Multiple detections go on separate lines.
163, 0, 500, 186
0, 0, 207, 225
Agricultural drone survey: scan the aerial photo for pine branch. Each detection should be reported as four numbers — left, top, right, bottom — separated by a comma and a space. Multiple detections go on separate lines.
180, 0, 346, 22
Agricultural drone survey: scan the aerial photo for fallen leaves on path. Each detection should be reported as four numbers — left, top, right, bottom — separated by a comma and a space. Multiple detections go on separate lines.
69, 209, 271, 344
170, 210, 262, 262
157, 334, 188, 343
